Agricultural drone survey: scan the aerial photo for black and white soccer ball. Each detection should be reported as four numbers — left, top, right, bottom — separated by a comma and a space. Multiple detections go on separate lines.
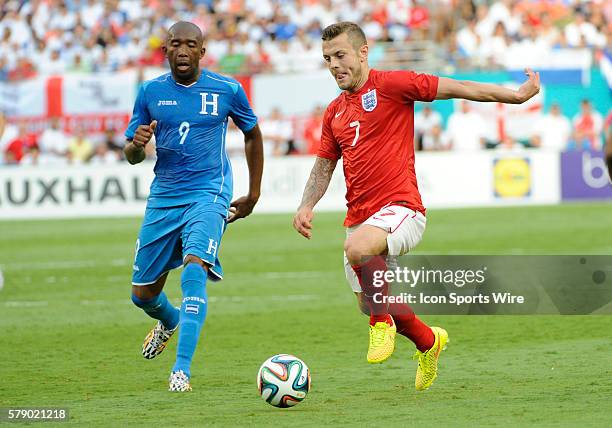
257, 354, 310, 408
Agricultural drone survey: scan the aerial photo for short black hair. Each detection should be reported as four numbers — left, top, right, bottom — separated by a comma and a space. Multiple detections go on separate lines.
321, 22, 367, 51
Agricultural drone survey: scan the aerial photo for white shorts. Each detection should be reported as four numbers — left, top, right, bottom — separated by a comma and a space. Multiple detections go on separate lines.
343, 204, 427, 292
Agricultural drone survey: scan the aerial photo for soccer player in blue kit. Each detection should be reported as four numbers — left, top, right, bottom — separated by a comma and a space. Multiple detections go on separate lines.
124, 21, 263, 392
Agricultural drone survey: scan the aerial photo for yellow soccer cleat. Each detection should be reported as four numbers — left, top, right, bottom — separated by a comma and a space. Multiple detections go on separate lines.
367, 318, 397, 364
414, 326, 449, 391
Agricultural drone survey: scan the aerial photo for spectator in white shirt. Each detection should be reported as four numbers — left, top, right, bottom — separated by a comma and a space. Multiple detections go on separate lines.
260, 107, 293, 157
90, 141, 121, 164
414, 105, 442, 151
42, 49, 67, 75
457, 19, 479, 57
423, 124, 451, 151
565, 11, 600, 48
531, 103, 572, 151
446, 101, 487, 151
39, 117, 68, 162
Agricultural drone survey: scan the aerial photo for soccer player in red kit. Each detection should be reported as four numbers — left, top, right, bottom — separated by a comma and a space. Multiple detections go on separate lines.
293, 22, 540, 391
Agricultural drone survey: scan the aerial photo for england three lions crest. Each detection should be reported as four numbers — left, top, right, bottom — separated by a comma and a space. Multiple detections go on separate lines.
361, 89, 377, 112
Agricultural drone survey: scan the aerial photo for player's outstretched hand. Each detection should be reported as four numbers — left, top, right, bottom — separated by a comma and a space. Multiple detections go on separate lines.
517, 68, 540, 103
227, 195, 258, 223
293, 207, 314, 239
133, 120, 157, 148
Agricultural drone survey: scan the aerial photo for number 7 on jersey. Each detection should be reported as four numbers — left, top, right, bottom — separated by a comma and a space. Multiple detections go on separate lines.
349, 121, 360, 146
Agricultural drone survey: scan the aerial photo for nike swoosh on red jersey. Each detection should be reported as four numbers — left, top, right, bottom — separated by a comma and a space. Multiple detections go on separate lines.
335, 110, 345, 118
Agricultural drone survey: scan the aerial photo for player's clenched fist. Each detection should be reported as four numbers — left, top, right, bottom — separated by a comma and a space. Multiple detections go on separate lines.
133, 120, 157, 148
293, 207, 314, 239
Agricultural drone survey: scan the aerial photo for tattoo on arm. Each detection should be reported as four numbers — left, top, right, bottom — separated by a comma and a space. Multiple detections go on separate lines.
299, 157, 337, 209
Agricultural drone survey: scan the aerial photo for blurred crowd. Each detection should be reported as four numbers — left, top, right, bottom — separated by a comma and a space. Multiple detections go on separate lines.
2, 99, 610, 166
439, 0, 610, 69
0, 0, 610, 80
0, 112, 128, 165
0, 0, 610, 166
411, 98, 610, 152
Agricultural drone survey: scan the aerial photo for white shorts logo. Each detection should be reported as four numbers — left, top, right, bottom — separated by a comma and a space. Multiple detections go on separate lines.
206, 239, 218, 256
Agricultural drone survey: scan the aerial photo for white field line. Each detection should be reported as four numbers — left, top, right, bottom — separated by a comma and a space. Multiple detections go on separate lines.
0, 259, 131, 270
1, 294, 320, 308
0, 260, 339, 280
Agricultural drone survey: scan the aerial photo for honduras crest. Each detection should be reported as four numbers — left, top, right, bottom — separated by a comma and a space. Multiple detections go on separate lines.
361, 89, 377, 112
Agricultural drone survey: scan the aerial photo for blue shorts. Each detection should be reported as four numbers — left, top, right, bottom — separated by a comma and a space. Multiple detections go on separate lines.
132, 202, 227, 286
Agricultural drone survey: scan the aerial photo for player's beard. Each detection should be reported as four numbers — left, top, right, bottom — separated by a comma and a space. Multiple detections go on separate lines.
344, 66, 364, 93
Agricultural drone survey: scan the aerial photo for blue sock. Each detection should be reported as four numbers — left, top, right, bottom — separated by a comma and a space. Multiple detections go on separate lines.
131, 291, 179, 330
172, 263, 208, 378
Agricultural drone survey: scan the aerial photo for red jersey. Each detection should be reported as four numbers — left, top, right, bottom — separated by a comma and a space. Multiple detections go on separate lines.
4, 134, 37, 163
318, 69, 439, 226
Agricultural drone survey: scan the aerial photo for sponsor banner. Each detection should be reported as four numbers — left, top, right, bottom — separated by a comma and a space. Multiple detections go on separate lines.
4, 113, 131, 136
62, 71, 138, 115
416, 151, 492, 208
2, 72, 136, 125
493, 150, 560, 204
0, 164, 152, 219
0, 152, 561, 220
493, 157, 531, 198
0, 78, 46, 117
561, 150, 612, 200
231, 156, 347, 213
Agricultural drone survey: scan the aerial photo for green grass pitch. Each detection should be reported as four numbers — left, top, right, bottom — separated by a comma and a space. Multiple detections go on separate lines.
1, 203, 611, 427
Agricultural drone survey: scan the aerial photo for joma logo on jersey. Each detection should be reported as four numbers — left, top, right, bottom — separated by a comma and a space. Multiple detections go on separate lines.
362, 89, 377, 111
157, 100, 178, 106
200, 92, 219, 116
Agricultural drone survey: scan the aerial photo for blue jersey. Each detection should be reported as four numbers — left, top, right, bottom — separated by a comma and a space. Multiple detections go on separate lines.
125, 70, 257, 210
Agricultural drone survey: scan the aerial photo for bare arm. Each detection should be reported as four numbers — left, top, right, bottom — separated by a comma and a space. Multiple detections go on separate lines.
436, 68, 540, 104
124, 141, 146, 164
228, 124, 264, 223
293, 156, 338, 239
299, 156, 337, 209
124, 120, 157, 165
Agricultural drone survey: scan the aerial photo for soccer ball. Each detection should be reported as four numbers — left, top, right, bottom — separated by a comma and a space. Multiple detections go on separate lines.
257, 354, 310, 408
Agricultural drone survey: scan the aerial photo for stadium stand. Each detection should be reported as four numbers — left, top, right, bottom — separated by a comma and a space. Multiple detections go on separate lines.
0, 0, 610, 165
